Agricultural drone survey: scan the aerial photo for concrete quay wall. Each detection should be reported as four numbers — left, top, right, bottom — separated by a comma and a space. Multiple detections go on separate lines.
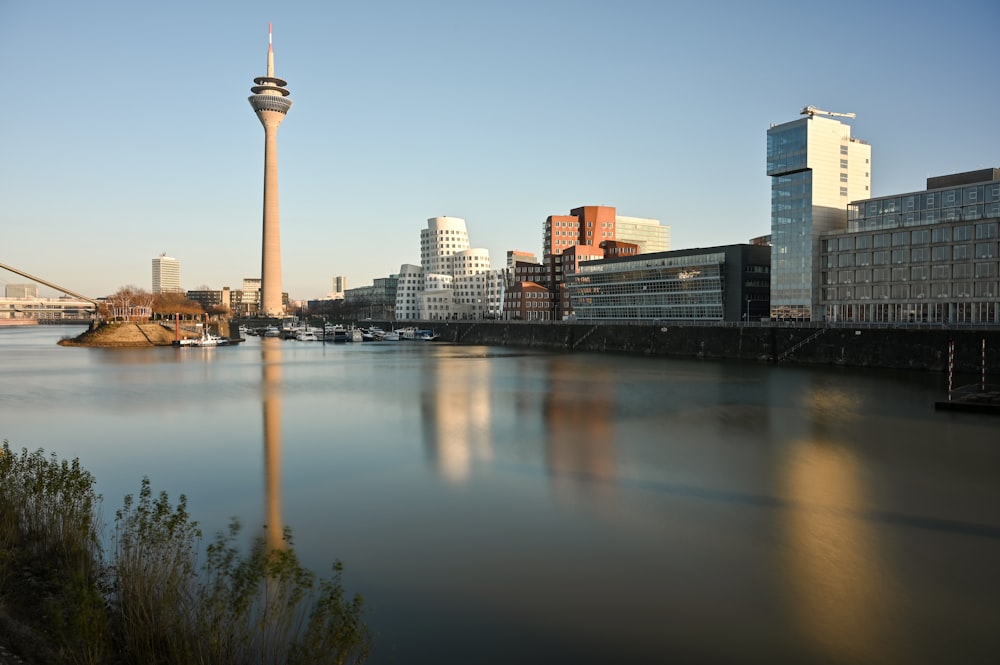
420, 322, 1000, 374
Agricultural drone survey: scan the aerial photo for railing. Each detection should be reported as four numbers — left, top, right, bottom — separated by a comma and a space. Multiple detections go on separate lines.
777, 327, 830, 362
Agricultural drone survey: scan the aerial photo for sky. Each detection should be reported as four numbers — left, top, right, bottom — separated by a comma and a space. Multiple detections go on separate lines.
3, 0, 998, 301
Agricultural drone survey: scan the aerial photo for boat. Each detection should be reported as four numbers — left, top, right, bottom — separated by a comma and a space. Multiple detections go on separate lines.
326, 325, 349, 343
415, 329, 439, 341
361, 326, 385, 341
263, 325, 281, 338
175, 331, 230, 347
381, 330, 401, 341
395, 327, 418, 340
348, 327, 364, 342
295, 330, 320, 341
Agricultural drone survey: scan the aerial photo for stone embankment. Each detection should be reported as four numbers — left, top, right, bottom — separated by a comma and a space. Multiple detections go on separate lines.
411, 321, 1000, 374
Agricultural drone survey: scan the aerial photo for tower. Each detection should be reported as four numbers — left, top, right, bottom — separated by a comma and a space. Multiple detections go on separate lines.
767, 109, 870, 320
248, 24, 293, 318
151, 254, 181, 294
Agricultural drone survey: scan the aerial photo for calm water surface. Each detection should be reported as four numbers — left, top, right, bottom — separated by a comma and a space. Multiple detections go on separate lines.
2, 326, 998, 664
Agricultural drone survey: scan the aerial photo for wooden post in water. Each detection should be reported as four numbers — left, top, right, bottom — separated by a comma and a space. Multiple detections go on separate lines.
982, 338, 987, 392
948, 339, 954, 400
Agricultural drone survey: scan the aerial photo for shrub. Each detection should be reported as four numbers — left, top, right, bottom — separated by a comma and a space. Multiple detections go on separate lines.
1, 444, 371, 665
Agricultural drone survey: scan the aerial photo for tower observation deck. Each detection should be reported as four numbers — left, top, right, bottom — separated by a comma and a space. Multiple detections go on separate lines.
249, 24, 292, 318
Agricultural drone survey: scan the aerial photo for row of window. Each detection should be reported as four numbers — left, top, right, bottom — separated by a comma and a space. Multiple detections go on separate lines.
849, 206, 1000, 231
851, 183, 1000, 218
827, 222, 998, 251
823, 283, 997, 300
824, 262, 999, 284
823, 302, 1000, 324
822, 243, 998, 268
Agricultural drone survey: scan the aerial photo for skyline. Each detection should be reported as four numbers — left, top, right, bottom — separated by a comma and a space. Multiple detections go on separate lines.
3, 0, 999, 301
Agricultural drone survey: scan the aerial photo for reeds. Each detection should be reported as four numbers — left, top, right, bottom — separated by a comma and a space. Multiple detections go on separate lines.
1, 442, 371, 665
0, 442, 111, 664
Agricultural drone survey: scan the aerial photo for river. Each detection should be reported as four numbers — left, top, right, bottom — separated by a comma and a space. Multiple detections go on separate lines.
1, 325, 998, 664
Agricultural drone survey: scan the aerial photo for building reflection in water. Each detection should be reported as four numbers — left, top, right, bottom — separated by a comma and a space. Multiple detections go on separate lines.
419, 354, 494, 484
261, 337, 285, 551
777, 375, 899, 663
541, 358, 617, 505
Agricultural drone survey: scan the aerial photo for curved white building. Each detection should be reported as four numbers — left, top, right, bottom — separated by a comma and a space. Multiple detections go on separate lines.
396, 217, 496, 320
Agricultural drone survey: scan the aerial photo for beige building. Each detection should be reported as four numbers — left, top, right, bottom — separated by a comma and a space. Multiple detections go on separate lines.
614, 216, 671, 254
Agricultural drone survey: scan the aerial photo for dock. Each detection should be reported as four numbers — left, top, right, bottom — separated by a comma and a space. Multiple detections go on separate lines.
935, 384, 1000, 414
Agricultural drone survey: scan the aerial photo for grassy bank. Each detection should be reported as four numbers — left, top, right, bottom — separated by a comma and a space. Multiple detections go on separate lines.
0, 442, 371, 664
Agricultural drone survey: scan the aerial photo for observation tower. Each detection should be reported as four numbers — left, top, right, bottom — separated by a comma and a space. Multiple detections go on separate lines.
248, 24, 292, 318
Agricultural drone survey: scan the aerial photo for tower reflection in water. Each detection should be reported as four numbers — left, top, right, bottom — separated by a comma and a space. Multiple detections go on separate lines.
777, 376, 898, 664
261, 337, 285, 551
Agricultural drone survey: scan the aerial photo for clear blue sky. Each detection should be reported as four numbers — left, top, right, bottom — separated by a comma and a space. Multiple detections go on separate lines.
4, 0, 998, 300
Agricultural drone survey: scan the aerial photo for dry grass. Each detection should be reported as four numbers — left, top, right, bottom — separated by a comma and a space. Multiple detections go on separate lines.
58, 322, 184, 347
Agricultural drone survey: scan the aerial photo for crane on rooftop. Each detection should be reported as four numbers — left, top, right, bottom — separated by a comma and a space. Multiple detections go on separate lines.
800, 105, 856, 119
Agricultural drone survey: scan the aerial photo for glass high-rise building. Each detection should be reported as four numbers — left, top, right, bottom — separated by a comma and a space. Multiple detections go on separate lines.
767, 110, 871, 320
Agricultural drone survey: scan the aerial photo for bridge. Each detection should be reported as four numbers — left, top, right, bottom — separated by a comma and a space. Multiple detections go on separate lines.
0, 261, 99, 321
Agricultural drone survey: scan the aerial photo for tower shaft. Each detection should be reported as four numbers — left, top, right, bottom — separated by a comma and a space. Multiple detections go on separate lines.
260, 124, 283, 316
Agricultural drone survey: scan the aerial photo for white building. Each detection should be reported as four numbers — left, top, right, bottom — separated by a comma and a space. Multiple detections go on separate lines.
767, 108, 871, 320
151, 254, 181, 294
395, 217, 495, 320
394, 264, 423, 320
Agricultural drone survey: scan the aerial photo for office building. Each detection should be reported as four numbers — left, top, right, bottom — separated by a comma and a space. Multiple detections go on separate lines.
537, 206, 670, 318
565, 244, 771, 322
395, 217, 495, 320
767, 107, 871, 320
615, 216, 671, 254
332, 275, 347, 299
151, 254, 181, 294
818, 168, 1000, 324
248, 24, 293, 317
5, 283, 39, 299
343, 274, 399, 319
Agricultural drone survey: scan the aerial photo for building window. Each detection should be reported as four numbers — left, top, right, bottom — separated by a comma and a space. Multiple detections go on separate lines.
932, 227, 951, 243
840, 187, 848, 197
976, 222, 998, 239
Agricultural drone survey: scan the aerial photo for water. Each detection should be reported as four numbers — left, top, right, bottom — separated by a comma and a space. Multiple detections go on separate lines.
2, 325, 999, 664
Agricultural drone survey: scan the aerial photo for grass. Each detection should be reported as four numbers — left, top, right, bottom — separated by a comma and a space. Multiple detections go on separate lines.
0, 441, 372, 665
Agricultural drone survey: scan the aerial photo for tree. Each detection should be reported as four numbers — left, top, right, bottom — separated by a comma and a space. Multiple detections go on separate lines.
152, 292, 205, 318
104, 285, 155, 321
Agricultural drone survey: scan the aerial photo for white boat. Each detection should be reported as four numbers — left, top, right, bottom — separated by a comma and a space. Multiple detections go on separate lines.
348, 328, 364, 342
327, 325, 349, 342
395, 327, 418, 340
295, 330, 319, 341
176, 331, 230, 347
381, 330, 400, 341
263, 325, 281, 338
